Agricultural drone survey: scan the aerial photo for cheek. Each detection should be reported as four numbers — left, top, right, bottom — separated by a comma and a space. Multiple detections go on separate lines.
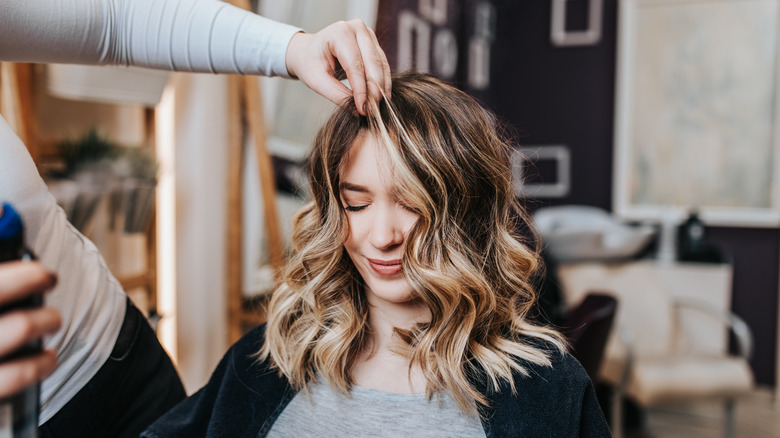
343, 214, 366, 253
400, 213, 419, 237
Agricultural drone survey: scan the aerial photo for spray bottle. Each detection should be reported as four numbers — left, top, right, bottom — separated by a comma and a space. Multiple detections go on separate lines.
0, 202, 40, 438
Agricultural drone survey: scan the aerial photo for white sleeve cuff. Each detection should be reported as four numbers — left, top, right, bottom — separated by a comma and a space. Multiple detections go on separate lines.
228, 13, 302, 77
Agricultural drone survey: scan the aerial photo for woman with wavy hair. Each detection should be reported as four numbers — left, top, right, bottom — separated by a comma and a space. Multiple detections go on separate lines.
144, 72, 610, 438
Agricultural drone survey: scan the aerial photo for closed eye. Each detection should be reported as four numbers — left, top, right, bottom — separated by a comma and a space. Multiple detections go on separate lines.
345, 204, 368, 212
398, 203, 417, 214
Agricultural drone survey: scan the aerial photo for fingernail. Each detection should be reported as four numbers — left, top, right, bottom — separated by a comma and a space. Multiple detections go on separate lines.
362, 102, 368, 114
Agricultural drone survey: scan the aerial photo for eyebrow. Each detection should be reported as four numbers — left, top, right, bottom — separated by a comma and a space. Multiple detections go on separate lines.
339, 182, 371, 193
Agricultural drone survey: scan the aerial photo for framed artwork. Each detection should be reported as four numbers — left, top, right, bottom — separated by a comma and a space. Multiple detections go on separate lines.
550, 0, 604, 47
613, 0, 780, 227
512, 145, 571, 198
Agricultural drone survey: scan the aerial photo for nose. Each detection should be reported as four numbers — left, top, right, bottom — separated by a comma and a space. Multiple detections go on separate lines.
368, 206, 406, 251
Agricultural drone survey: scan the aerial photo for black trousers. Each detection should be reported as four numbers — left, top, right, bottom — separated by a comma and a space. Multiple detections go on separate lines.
39, 299, 186, 438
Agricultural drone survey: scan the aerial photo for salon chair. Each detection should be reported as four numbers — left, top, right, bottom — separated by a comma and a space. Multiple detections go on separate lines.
607, 296, 753, 438
556, 261, 754, 438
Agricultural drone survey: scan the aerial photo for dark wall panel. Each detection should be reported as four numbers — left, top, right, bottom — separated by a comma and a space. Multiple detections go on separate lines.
465, 0, 617, 210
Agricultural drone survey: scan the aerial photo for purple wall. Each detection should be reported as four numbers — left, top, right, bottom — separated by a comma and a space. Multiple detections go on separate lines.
377, 0, 779, 386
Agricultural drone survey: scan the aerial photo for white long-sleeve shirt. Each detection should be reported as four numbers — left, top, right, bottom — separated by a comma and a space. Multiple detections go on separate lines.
0, 0, 300, 423
0, 0, 299, 75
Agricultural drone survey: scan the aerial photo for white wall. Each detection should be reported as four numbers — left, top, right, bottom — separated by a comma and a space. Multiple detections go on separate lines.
156, 72, 230, 393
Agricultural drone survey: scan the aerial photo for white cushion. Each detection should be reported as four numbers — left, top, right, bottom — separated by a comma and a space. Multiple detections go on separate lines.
626, 355, 754, 406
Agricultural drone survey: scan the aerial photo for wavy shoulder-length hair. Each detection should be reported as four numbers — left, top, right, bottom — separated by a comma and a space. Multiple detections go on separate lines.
261, 71, 564, 415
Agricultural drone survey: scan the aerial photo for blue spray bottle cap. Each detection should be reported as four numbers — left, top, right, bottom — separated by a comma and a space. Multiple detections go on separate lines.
0, 202, 23, 240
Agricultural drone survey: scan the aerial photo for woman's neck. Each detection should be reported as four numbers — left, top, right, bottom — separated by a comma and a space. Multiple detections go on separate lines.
350, 297, 430, 394
366, 297, 429, 350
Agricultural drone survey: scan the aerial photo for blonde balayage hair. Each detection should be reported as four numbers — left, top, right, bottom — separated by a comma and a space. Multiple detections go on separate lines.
261, 71, 564, 415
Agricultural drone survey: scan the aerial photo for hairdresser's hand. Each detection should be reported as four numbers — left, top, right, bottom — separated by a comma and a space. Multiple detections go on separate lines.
286, 19, 391, 116
0, 261, 60, 398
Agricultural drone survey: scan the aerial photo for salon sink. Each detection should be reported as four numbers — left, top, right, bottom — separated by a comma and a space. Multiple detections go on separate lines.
534, 205, 655, 263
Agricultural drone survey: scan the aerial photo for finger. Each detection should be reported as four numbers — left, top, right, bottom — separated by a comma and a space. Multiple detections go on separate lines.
0, 261, 57, 307
346, 20, 388, 108
357, 22, 391, 98
307, 72, 355, 108
0, 349, 57, 398
0, 307, 62, 357
329, 23, 369, 114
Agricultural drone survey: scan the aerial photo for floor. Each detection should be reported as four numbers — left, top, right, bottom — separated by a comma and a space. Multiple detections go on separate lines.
625, 388, 780, 438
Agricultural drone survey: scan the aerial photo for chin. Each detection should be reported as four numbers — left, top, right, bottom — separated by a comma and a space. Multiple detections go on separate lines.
371, 289, 416, 305
364, 279, 417, 305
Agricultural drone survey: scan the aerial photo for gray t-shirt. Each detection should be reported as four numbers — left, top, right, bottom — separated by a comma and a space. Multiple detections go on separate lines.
267, 379, 487, 437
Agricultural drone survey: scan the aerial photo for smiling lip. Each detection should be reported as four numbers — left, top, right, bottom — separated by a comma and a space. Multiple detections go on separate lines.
367, 258, 402, 276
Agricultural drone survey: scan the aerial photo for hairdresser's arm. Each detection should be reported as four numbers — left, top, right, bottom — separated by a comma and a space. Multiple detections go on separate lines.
0, 262, 60, 399
0, 0, 389, 114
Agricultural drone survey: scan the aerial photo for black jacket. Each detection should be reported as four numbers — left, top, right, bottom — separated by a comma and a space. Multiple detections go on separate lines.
142, 325, 611, 437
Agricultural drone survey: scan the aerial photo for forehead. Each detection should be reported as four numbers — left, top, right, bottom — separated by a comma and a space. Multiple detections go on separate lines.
339, 131, 393, 186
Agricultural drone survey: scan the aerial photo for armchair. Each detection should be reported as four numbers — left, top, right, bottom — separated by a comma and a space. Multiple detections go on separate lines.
556, 260, 754, 438
609, 297, 753, 438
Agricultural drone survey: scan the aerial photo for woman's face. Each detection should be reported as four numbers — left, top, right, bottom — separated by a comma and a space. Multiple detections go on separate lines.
340, 132, 419, 307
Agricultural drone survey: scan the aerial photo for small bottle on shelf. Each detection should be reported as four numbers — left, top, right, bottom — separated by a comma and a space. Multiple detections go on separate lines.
678, 208, 706, 260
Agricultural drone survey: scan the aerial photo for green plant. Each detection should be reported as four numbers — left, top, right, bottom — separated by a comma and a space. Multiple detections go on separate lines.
59, 129, 120, 175
58, 128, 157, 182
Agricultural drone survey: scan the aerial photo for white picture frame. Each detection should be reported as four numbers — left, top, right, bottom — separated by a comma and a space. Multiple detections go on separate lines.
550, 0, 604, 47
613, 0, 780, 227
512, 145, 571, 198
